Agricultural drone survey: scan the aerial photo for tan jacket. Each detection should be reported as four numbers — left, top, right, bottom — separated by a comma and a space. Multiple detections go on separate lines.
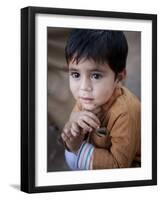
73, 86, 141, 169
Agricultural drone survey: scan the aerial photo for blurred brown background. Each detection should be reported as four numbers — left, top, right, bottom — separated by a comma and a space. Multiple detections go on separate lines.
47, 28, 141, 172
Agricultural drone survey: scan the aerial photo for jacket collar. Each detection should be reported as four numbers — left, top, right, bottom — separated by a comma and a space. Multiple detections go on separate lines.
102, 85, 122, 112
95, 85, 123, 122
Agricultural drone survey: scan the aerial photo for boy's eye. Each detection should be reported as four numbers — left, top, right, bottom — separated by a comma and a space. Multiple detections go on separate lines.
70, 72, 80, 79
91, 73, 102, 80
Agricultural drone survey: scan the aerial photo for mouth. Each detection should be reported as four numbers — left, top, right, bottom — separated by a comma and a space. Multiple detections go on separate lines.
79, 97, 94, 104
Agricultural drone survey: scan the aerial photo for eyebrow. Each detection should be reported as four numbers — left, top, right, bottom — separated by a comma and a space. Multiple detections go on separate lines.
69, 68, 79, 72
69, 67, 106, 73
89, 68, 106, 73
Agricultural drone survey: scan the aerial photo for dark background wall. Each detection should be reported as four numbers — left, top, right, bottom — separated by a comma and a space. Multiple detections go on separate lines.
47, 28, 141, 172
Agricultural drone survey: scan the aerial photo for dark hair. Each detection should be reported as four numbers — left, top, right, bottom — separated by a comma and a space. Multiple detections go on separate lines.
65, 29, 128, 76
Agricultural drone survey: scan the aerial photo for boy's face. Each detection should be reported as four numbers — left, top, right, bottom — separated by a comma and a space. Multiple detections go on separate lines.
69, 58, 119, 111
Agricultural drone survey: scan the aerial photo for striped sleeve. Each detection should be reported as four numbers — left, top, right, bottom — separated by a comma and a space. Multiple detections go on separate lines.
76, 142, 94, 170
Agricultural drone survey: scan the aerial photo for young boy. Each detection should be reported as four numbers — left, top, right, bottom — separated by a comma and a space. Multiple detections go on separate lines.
61, 29, 141, 170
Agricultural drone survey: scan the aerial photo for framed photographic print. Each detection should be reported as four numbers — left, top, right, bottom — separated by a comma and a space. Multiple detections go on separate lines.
21, 6, 157, 193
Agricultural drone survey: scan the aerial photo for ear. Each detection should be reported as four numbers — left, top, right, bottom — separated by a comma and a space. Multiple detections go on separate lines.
116, 69, 126, 82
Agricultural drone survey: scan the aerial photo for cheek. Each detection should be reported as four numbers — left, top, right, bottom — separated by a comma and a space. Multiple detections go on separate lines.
95, 86, 111, 98
94, 80, 116, 101
69, 79, 79, 98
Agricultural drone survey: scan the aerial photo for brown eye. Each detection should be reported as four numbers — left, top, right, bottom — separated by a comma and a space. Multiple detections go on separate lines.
70, 72, 80, 79
91, 73, 102, 80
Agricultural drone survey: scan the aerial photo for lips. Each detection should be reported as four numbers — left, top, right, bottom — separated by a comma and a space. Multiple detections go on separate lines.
79, 97, 94, 103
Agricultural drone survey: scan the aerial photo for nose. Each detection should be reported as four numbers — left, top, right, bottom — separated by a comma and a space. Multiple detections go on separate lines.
80, 76, 92, 92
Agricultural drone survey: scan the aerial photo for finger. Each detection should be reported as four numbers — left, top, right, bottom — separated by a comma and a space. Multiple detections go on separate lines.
62, 130, 75, 143
68, 133, 75, 142
63, 128, 71, 137
62, 128, 71, 139
80, 115, 99, 129
64, 122, 71, 130
84, 111, 100, 126
71, 122, 80, 134
61, 132, 69, 142
77, 119, 93, 132
71, 128, 79, 137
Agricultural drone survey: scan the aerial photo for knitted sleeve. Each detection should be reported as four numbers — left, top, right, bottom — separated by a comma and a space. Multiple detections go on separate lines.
65, 141, 94, 170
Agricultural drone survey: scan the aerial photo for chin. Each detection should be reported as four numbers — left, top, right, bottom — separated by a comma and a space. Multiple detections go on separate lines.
82, 104, 98, 111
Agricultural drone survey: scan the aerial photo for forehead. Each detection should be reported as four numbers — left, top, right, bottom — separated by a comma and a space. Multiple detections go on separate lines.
69, 58, 110, 72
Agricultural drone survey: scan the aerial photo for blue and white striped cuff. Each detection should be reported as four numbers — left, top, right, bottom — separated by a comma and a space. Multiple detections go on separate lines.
76, 142, 94, 170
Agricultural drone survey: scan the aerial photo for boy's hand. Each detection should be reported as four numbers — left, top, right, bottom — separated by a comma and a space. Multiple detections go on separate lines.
61, 121, 84, 153
69, 108, 101, 134
61, 107, 101, 153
